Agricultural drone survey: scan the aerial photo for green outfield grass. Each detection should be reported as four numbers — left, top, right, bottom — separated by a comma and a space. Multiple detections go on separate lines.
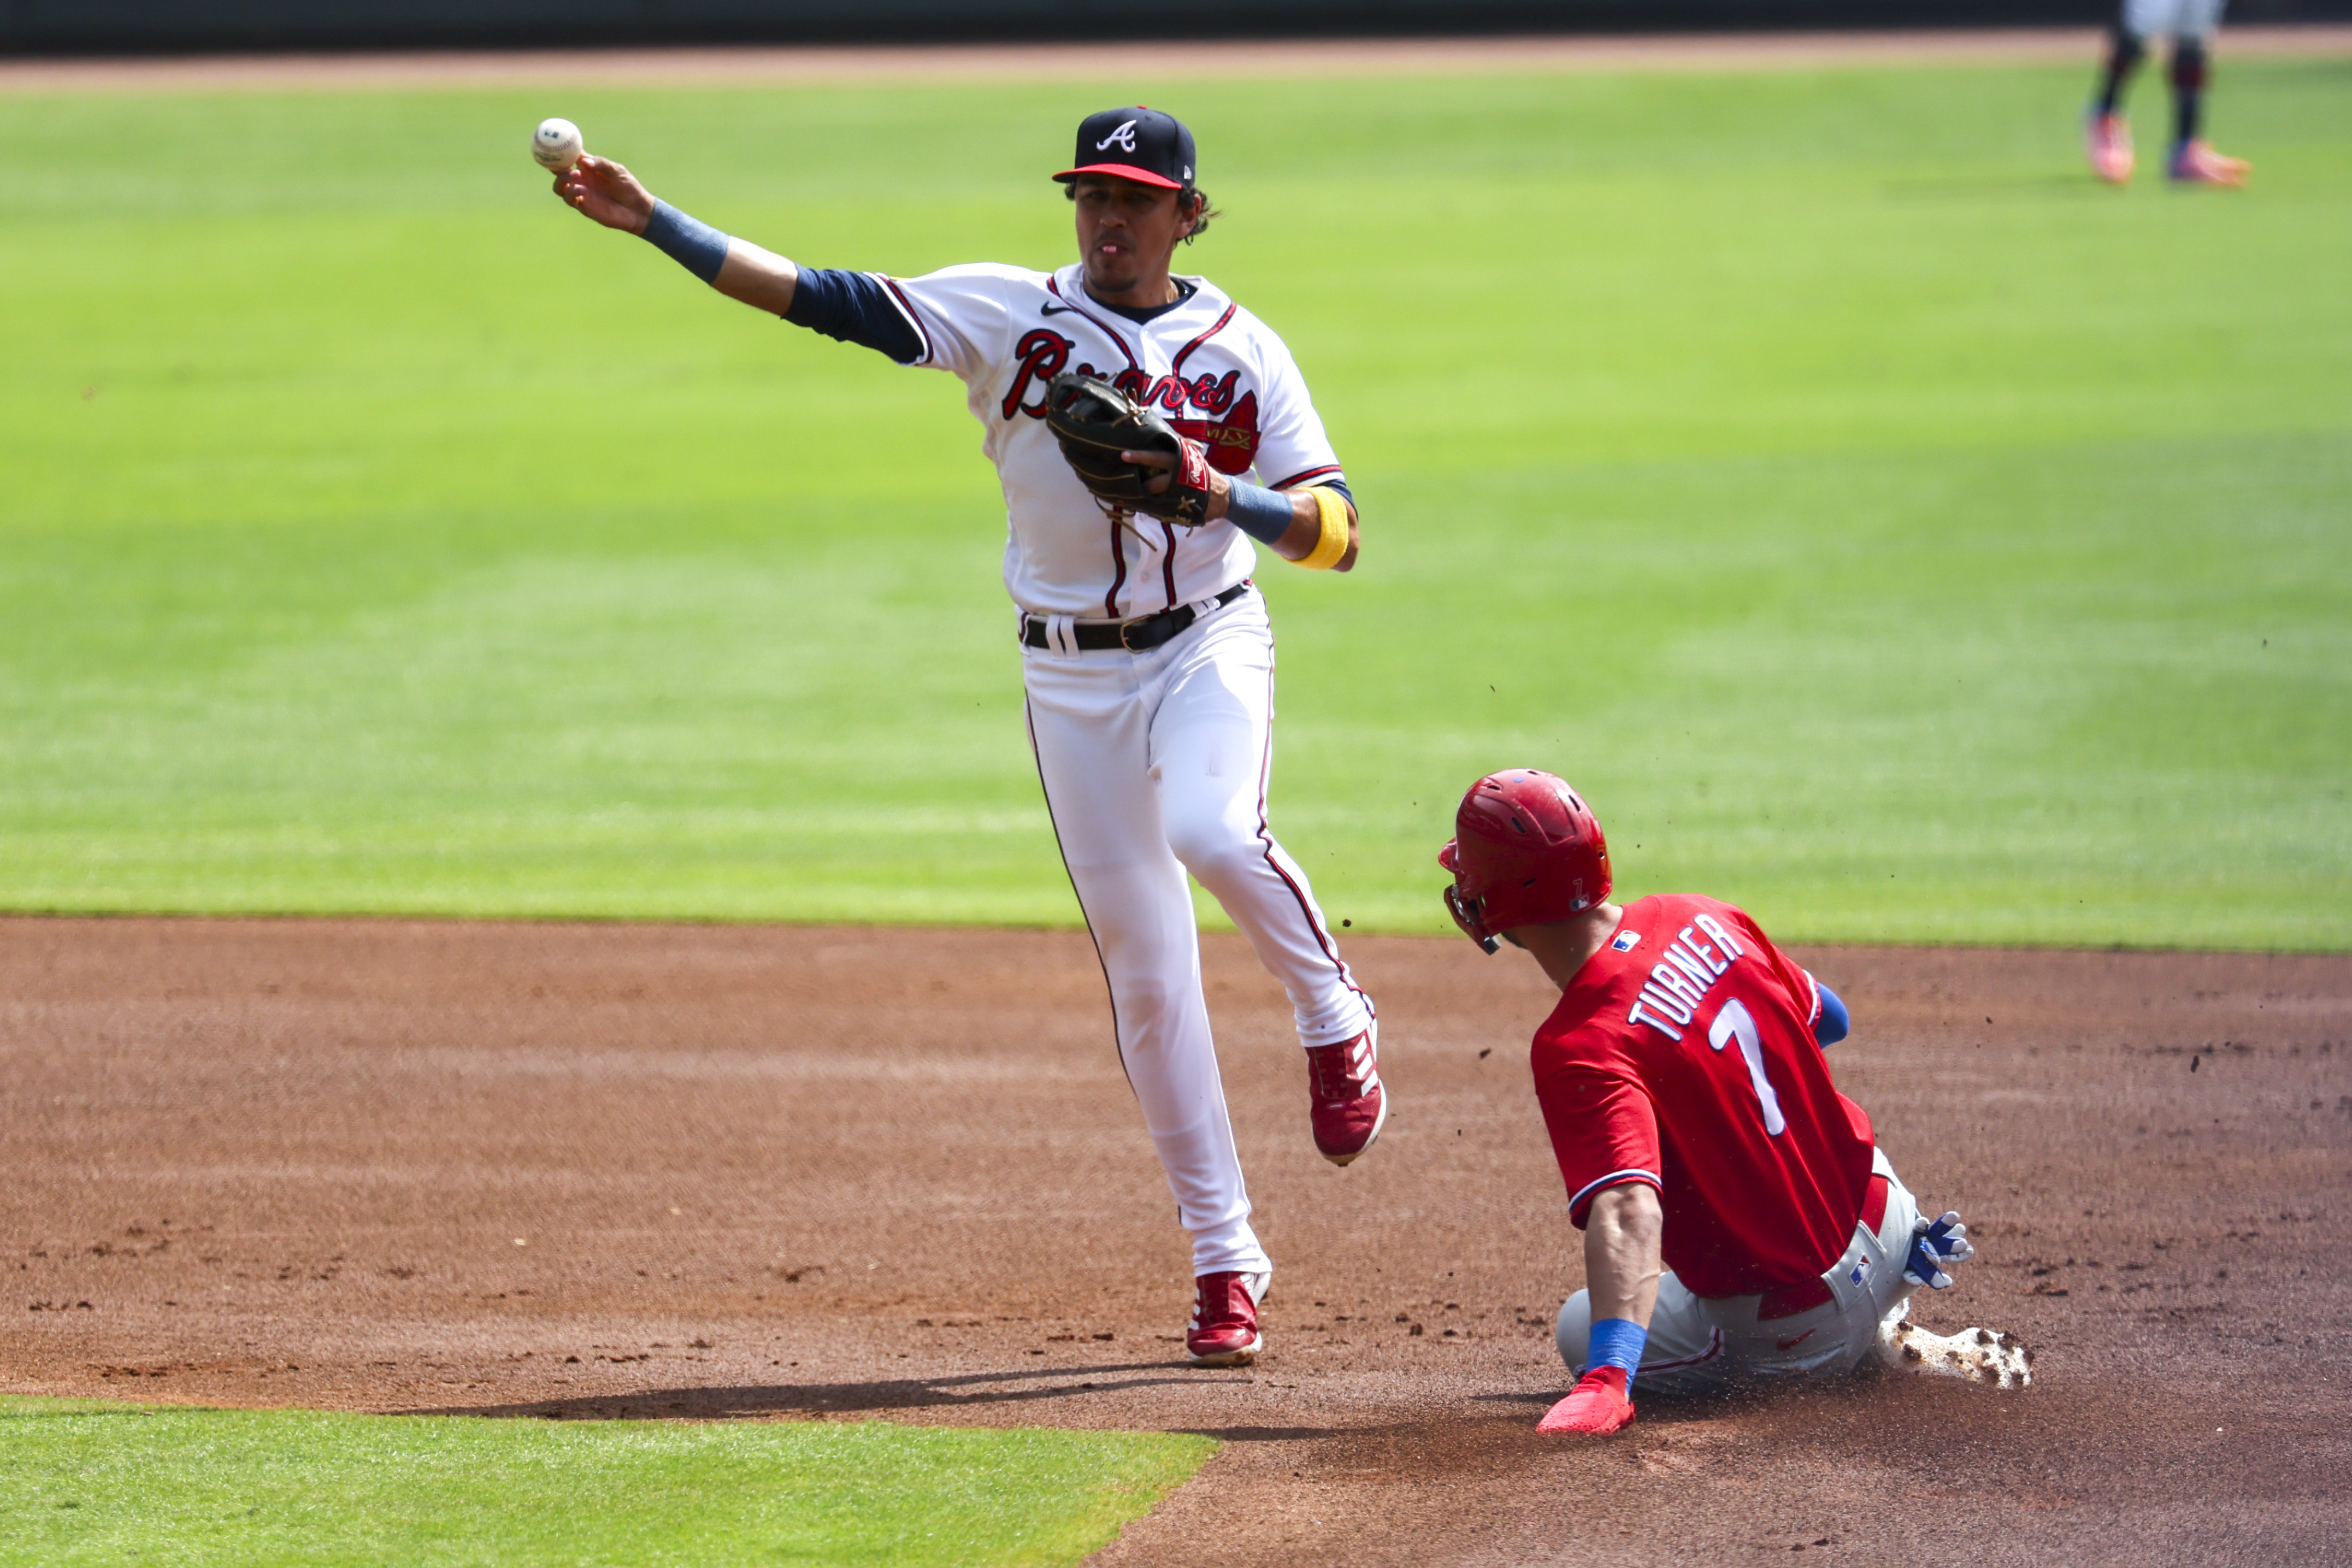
0, 1394, 1210, 1566
3, 59, 2346, 945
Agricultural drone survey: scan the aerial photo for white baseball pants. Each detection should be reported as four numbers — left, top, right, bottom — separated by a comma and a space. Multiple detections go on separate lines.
1556, 1147, 1924, 1390
1022, 587, 1374, 1279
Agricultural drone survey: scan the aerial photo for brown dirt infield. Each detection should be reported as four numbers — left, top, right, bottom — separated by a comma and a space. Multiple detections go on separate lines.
3, 26, 2349, 94
2, 917, 2346, 1564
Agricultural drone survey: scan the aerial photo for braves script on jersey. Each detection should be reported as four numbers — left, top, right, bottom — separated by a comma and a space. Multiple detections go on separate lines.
873, 262, 1343, 617
1532, 894, 1876, 1298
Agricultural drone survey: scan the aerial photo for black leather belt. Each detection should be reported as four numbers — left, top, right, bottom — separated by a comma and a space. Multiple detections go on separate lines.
1022, 582, 1251, 653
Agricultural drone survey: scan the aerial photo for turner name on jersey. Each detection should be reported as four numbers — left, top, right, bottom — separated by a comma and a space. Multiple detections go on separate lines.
880, 261, 1346, 619
1623, 912, 1768, 1042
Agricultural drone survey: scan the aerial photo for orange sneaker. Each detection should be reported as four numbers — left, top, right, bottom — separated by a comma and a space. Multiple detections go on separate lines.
1536, 1366, 1636, 1435
2168, 139, 2250, 185
2085, 110, 2134, 184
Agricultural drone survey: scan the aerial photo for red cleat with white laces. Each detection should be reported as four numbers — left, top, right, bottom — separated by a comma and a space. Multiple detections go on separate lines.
1537, 1366, 1637, 1436
2085, 110, 2134, 184
2168, 139, 2249, 186
1186, 1270, 1268, 1367
1305, 1025, 1386, 1166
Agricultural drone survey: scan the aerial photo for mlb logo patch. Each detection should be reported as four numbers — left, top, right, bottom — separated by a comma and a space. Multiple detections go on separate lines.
1611, 930, 1642, 952
1849, 1256, 1873, 1289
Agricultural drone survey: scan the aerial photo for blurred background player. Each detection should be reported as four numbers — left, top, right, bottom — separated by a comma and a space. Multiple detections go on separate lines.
548, 107, 1382, 1368
2086, 0, 2251, 185
1437, 770, 2027, 1435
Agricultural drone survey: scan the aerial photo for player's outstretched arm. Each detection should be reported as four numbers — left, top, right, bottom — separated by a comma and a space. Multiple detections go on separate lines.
552, 154, 800, 316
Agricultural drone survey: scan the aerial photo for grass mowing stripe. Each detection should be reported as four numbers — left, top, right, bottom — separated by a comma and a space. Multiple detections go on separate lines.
0, 1395, 1212, 1567
1, 63, 2344, 945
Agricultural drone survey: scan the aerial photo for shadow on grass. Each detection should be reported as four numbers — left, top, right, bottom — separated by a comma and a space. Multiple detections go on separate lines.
415, 1360, 1272, 1423
417, 1361, 1786, 1447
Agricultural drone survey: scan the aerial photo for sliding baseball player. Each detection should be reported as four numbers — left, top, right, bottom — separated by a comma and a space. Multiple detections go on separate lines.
1437, 770, 2031, 1434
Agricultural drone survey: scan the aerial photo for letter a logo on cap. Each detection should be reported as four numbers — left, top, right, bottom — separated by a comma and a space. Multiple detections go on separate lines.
1056, 108, 1195, 192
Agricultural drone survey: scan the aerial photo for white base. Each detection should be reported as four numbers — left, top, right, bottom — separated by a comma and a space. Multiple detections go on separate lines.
1874, 1304, 2033, 1389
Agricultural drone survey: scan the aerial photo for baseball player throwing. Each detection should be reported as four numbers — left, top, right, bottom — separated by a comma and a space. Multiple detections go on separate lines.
1437, 770, 2029, 1435
550, 107, 1381, 1366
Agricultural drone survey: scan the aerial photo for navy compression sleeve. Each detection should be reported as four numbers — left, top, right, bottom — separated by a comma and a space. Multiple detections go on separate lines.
1222, 480, 1293, 545
640, 201, 731, 284
1223, 476, 1355, 545
782, 269, 925, 364
1814, 983, 1850, 1046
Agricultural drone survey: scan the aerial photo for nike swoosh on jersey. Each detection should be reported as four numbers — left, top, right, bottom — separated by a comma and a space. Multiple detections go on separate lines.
1775, 1329, 1817, 1351
1040, 303, 1078, 315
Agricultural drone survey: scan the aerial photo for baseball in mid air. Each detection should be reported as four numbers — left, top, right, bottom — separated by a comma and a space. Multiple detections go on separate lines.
532, 117, 584, 172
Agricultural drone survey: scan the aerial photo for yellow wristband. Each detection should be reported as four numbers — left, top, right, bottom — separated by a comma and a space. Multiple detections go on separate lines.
1298, 486, 1351, 571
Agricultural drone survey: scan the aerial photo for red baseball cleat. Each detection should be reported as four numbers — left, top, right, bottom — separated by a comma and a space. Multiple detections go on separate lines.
2168, 139, 2250, 186
1305, 1025, 1386, 1165
1186, 1270, 1268, 1366
1537, 1367, 1637, 1435
2084, 110, 2133, 184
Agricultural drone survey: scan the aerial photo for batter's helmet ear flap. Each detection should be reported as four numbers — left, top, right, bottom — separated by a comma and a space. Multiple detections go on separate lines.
1439, 838, 1501, 953
1442, 880, 1500, 954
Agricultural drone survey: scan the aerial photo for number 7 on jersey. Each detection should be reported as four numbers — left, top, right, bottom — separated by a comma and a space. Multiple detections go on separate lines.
1709, 998, 1787, 1135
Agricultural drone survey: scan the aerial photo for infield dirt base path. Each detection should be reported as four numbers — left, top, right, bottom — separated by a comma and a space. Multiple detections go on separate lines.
3, 25, 2350, 93
2, 918, 2346, 1564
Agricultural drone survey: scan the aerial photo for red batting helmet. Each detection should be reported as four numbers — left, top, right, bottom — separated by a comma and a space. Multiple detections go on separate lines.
1438, 770, 1612, 953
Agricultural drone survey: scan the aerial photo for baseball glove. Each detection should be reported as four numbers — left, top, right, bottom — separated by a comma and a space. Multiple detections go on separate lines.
1044, 372, 1216, 526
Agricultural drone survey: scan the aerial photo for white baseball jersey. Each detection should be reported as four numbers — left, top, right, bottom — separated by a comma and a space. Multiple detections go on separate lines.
778, 247, 1375, 1284
874, 261, 1347, 619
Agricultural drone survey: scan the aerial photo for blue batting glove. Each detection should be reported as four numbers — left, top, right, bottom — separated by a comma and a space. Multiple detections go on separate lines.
1905, 1211, 1975, 1289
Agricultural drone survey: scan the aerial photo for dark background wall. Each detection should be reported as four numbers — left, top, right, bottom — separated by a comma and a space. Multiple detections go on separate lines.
5, 0, 2347, 55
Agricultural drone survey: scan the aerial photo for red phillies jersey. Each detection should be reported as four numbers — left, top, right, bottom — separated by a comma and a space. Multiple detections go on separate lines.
1530, 893, 1874, 1299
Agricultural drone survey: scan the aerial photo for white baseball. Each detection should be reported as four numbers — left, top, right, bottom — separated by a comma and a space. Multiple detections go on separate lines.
532, 117, 584, 173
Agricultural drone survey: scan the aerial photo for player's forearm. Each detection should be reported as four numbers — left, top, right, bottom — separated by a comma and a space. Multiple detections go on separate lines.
1214, 479, 1358, 571
1583, 1184, 1664, 1328
1270, 488, 1358, 572
557, 156, 797, 318
639, 201, 799, 315
712, 239, 798, 316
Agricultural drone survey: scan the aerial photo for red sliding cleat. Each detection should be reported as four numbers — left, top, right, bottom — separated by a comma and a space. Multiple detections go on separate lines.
1538, 1367, 1636, 1435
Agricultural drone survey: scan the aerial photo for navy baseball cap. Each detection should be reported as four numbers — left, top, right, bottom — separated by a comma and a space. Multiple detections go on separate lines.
1055, 107, 1195, 192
